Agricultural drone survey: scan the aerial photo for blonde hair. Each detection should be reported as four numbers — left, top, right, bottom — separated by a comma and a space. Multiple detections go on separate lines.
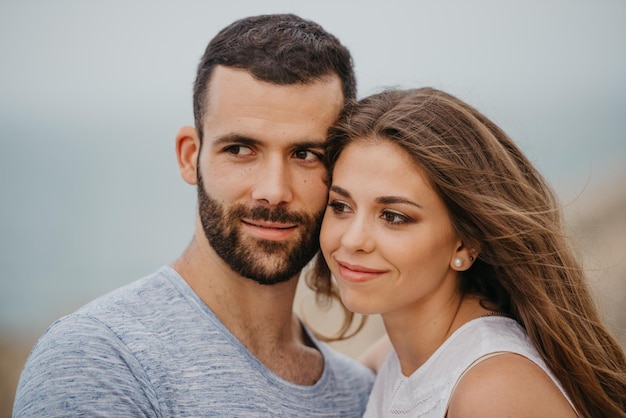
308, 87, 626, 417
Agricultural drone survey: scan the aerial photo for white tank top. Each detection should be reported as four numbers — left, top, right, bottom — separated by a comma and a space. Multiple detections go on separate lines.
364, 316, 576, 417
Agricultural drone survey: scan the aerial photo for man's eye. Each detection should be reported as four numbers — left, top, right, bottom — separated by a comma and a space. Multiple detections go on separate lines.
293, 149, 321, 162
226, 145, 253, 156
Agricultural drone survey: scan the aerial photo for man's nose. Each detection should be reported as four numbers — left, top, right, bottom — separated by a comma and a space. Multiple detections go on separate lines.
250, 157, 294, 206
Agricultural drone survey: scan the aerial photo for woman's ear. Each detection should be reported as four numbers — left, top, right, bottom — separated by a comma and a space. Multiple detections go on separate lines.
450, 239, 481, 271
175, 126, 200, 186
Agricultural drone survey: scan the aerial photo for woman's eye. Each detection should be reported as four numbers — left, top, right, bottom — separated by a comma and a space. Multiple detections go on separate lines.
328, 201, 351, 214
382, 211, 409, 225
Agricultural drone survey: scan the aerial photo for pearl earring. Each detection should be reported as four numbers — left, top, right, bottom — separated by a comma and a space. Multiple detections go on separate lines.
453, 258, 463, 268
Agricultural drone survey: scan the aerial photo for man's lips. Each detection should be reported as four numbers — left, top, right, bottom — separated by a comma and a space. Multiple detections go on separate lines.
336, 260, 387, 283
241, 219, 297, 240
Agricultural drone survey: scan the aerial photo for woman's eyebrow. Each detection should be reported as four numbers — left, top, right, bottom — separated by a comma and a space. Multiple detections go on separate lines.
330, 185, 351, 198
330, 185, 422, 209
377, 196, 422, 208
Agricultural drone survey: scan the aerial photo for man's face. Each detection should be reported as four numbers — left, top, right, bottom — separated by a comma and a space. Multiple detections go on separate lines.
197, 66, 344, 285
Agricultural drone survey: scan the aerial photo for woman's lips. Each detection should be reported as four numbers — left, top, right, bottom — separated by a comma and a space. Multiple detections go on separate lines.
336, 260, 386, 283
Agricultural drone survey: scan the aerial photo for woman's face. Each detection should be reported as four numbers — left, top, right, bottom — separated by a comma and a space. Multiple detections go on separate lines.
320, 139, 464, 318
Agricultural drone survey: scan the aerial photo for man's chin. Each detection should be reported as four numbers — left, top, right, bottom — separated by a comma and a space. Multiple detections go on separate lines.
246, 236, 297, 255
246, 273, 298, 286
237, 248, 309, 286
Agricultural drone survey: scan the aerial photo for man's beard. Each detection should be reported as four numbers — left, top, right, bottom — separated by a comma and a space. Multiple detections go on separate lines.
197, 174, 323, 285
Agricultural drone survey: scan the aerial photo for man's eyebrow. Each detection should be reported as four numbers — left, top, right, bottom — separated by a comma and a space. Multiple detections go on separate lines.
212, 135, 324, 150
212, 134, 260, 147
330, 185, 423, 209
293, 140, 325, 149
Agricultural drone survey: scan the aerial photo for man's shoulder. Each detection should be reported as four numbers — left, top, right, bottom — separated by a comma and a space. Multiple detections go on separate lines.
33, 267, 189, 351
72, 266, 182, 321
12, 270, 171, 418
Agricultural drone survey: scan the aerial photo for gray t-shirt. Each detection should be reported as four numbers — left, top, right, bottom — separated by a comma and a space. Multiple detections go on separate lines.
13, 266, 374, 417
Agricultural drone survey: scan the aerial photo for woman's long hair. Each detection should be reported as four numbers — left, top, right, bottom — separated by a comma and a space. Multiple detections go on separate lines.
308, 87, 626, 417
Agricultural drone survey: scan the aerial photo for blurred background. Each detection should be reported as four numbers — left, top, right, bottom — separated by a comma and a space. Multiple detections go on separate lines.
1, 0, 625, 415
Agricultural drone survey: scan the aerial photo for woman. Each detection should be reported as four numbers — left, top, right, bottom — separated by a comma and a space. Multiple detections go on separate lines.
310, 88, 626, 417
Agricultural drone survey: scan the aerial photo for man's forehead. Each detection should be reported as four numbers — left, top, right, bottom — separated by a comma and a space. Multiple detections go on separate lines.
202, 67, 344, 134
205, 66, 344, 109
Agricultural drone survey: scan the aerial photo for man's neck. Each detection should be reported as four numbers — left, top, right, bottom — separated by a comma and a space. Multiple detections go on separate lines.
171, 235, 324, 385
172, 235, 299, 342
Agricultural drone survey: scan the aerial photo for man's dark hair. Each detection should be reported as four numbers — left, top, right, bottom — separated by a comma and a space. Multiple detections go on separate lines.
193, 13, 355, 141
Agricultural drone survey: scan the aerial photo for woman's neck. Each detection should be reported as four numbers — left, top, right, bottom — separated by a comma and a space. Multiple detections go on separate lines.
383, 293, 488, 376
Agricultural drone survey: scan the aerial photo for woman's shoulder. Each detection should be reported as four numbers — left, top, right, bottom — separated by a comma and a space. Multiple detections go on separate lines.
447, 352, 577, 418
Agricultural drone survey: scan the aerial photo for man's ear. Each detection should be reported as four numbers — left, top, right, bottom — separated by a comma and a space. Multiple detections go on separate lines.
175, 126, 200, 186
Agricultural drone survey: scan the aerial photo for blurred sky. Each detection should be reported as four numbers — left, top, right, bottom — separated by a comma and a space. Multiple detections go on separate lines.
1, 0, 625, 336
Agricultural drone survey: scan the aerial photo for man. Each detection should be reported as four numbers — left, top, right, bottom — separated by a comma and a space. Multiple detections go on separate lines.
13, 14, 374, 417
